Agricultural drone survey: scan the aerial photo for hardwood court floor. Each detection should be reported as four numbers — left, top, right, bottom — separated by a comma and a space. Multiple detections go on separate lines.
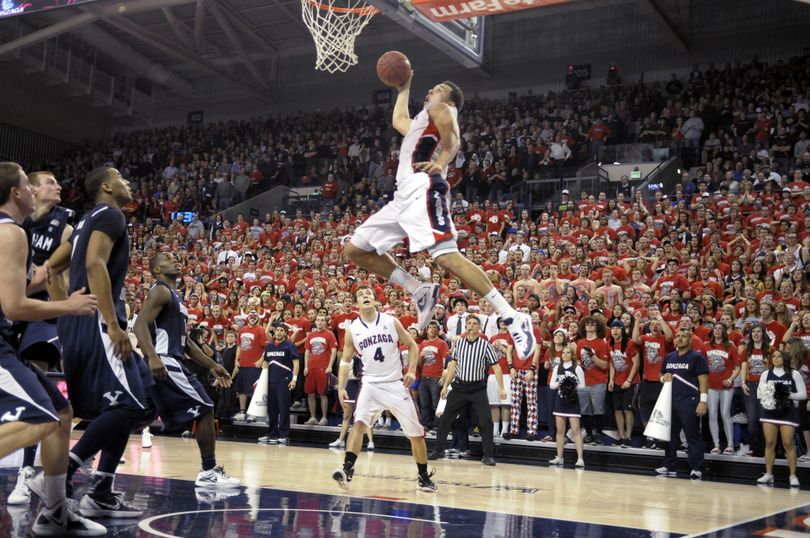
108, 434, 810, 536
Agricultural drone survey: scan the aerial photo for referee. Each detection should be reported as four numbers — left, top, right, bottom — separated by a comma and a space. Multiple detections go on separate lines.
428, 316, 506, 466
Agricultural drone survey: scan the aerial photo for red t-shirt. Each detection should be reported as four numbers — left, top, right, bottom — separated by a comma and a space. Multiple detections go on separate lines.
305, 329, 338, 369
332, 312, 358, 349
638, 334, 668, 382
608, 340, 639, 385
238, 325, 268, 367
705, 342, 739, 390
576, 337, 610, 385
419, 338, 449, 378
489, 330, 513, 375
741, 347, 768, 383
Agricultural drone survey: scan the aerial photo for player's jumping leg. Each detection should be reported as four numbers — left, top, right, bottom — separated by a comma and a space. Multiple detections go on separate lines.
345, 243, 439, 332
332, 420, 367, 489
434, 251, 535, 359
194, 409, 240, 488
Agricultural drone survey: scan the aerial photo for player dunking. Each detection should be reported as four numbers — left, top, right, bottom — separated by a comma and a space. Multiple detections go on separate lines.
345, 73, 535, 359
48, 167, 153, 517
0, 162, 105, 536
332, 286, 437, 492
132, 252, 241, 489
8, 170, 74, 507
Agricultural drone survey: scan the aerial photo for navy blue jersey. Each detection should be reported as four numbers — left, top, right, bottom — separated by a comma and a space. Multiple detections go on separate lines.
149, 281, 189, 361
263, 339, 299, 384
662, 349, 709, 400
23, 206, 72, 266
68, 204, 129, 328
0, 211, 31, 350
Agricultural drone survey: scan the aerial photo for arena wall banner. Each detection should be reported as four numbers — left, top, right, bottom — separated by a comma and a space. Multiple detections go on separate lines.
410, 0, 569, 23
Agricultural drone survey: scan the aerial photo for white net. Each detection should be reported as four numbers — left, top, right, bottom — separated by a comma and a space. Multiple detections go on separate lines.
301, 0, 377, 73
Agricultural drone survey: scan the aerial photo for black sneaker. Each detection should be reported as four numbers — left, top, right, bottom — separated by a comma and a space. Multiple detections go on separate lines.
592, 434, 603, 446
417, 469, 437, 492
502, 431, 513, 441
526, 434, 537, 442
583, 434, 594, 444
643, 438, 655, 449
427, 451, 442, 461
481, 457, 496, 466
78, 491, 142, 518
32, 500, 107, 536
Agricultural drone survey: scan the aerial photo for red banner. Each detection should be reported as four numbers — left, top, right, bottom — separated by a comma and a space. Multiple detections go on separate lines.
411, 0, 570, 22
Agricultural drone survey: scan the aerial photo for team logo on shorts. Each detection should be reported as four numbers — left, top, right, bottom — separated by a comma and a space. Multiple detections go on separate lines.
103, 391, 123, 406
1, 406, 25, 422
188, 405, 201, 418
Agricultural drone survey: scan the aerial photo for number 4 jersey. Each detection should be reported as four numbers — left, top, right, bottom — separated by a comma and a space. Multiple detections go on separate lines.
349, 312, 402, 383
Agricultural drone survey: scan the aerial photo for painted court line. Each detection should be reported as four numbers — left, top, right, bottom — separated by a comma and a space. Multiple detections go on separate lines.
680, 501, 810, 538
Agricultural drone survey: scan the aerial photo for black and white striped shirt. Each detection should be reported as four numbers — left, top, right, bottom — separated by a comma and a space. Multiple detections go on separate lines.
451, 336, 499, 382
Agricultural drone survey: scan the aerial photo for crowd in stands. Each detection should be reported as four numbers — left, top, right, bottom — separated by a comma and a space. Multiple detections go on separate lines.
34, 51, 810, 461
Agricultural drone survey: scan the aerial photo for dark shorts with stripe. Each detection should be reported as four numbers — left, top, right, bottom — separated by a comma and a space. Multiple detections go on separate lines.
148, 355, 213, 432
18, 320, 62, 368
58, 315, 153, 420
0, 344, 67, 425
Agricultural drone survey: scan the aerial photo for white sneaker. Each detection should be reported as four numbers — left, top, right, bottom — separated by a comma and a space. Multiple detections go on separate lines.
142, 427, 153, 448
575, 458, 585, 469
232, 412, 246, 421
505, 312, 536, 360
32, 499, 107, 536
549, 456, 564, 465
277, 438, 289, 445
790, 475, 800, 488
367, 442, 375, 451
318, 417, 328, 426
655, 467, 676, 477
756, 473, 774, 485
798, 454, 810, 462
195, 466, 241, 488
413, 283, 440, 332
304, 417, 318, 425
328, 438, 345, 449
7, 466, 35, 505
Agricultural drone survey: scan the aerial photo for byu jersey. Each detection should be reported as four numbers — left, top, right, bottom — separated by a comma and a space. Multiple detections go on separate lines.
396, 104, 457, 184
24, 206, 72, 266
350, 312, 401, 383
0, 211, 31, 350
67, 204, 129, 328
150, 281, 188, 360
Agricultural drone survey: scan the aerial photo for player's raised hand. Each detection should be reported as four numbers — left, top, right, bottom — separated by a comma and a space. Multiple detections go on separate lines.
65, 287, 98, 316
210, 364, 232, 388
396, 70, 413, 92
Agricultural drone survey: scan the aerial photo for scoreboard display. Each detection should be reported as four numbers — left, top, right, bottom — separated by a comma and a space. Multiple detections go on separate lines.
0, 0, 98, 19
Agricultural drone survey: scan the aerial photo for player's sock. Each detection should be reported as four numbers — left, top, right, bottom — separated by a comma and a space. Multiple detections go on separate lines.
43, 474, 67, 509
483, 289, 518, 318
22, 445, 37, 468
201, 456, 217, 472
88, 472, 115, 495
390, 268, 420, 294
343, 451, 358, 472
417, 463, 428, 477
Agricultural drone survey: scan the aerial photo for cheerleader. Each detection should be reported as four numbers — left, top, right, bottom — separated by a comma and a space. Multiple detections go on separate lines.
756, 350, 806, 487
548, 347, 586, 468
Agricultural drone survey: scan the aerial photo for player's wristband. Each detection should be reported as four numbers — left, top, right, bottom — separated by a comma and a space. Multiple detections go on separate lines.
699, 393, 708, 403
529, 366, 537, 372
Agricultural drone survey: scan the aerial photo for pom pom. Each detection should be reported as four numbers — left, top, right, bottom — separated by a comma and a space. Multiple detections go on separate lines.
757, 380, 776, 410
559, 374, 578, 403
773, 382, 792, 417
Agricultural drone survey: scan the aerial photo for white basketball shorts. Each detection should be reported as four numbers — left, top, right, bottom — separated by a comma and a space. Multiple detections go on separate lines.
351, 172, 458, 259
354, 380, 425, 437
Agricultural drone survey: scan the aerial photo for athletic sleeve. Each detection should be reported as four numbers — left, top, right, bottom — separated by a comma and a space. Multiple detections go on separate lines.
484, 343, 499, 367
575, 365, 586, 388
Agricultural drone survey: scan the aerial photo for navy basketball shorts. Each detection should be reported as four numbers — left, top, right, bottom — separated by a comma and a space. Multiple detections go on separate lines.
0, 348, 66, 425
58, 316, 152, 420
18, 320, 62, 368
148, 355, 213, 432
234, 366, 261, 396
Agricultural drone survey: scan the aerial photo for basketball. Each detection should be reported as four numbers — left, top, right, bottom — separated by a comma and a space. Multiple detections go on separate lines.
376, 51, 412, 88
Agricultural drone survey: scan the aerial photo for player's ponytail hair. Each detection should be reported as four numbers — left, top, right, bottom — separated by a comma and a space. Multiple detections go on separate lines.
442, 81, 464, 112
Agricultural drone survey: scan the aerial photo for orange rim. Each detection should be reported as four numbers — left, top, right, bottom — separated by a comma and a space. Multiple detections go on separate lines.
307, 0, 379, 15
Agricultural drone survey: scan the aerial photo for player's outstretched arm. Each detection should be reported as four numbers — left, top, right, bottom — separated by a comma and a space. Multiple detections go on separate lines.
0, 225, 96, 321
132, 285, 170, 380
392, 71, 413, 136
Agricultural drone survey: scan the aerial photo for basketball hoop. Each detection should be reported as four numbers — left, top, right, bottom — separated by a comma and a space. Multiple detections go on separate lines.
301, 0, 378, 74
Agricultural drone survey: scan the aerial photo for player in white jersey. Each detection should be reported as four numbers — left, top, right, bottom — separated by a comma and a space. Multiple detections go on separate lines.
345, 74, 536, 360
332, 286, 437, 492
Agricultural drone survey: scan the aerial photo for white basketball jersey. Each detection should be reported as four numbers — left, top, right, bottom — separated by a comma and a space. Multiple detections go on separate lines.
396, 104, 457, 184
350, 312, 402, 383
